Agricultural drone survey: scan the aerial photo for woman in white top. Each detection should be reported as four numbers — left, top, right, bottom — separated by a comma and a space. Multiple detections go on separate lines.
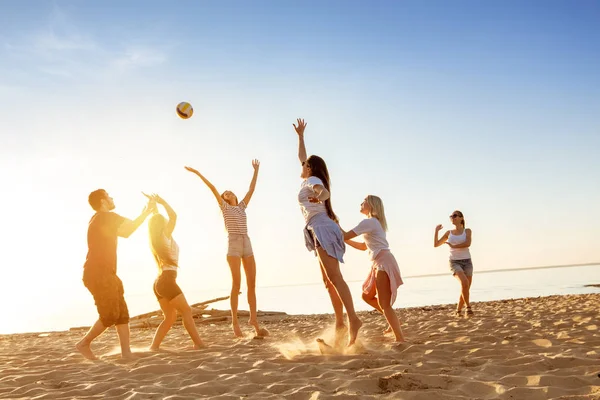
293, 118, 362, 347
146, 194, 205, 350
433, 210, 474, 316
343, 195, 405, 343
184, 161, 267, 338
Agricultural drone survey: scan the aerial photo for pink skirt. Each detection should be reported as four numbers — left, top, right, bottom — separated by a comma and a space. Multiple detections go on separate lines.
362, 250, 403, 306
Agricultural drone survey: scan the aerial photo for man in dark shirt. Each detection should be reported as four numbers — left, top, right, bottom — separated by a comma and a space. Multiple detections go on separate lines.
76, 189, 155, 360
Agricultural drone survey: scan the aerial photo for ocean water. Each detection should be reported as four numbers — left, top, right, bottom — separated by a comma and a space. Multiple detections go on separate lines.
6, 264, 599, 335
248, 263, 600, 315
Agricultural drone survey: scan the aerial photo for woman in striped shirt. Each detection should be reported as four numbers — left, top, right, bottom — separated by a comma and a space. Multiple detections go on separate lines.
185, 161, 267, 338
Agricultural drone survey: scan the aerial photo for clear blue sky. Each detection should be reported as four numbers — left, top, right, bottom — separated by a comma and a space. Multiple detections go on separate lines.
1, 1, 599, 333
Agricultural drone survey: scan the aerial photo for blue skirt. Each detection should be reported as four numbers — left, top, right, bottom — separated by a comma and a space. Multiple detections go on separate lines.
303, 212, 345, 263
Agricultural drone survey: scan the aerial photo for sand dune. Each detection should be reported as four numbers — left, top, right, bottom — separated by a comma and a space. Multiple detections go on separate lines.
0, 293, 598, 399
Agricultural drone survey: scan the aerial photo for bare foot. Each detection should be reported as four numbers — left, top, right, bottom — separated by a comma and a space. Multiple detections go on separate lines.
149, 346, 160, 352
76, 341, 97, 360
347, 318, 363, 347
232, 323, 244, 338
249, 318, 269, 338
256, 327, 269, 338
316, 338, 336, 355
383, 326, 393, 335
192, 342, 206, 350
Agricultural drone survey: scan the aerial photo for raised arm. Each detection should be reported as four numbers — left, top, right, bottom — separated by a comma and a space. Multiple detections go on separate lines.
117, 196, 156, 238
242, 159, 260, 206
184, 166, 222, 205
152, 194, 177, 239
434, 224, 449, 247
293, 118, 307, 163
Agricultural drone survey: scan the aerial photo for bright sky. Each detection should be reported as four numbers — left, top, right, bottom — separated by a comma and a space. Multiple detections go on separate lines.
1, 1, 599, 334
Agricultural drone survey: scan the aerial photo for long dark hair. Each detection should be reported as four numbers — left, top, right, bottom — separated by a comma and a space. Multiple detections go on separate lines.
307, 155, 338, 222
148, 214, 177, 269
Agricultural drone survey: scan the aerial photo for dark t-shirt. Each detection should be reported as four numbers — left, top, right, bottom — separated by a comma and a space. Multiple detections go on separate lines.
84, 211, 126, 275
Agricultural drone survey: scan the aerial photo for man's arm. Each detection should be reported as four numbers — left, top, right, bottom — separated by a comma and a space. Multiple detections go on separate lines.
117, 200, 155, 238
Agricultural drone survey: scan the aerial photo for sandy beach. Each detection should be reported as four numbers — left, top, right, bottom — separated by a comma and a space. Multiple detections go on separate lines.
0, 293, 598, 399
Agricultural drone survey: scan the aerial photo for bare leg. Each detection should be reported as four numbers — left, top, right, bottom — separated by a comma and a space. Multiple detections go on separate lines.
226, 256, 243, 337
242, 255, 267, 336
316, 247, 362, 346
150, 299, 177, 350
466, 275, 473, 314
454, 271, 470, 311
319, 259, 345, 329
376, 271, 405, 342
76, 319, 106, 360
171, 293, 205, 349
114, 323, 133, 358
362, 284, 392, 334
362, 281, 382, 312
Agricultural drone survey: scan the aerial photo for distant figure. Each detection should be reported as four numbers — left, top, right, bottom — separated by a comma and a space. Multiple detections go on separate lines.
292, 118, 362, 347
145, 193, 205, 350
185, 161, 268, 338
76, 189, 155, 360
434, 210, 474, 316
343, 195, 405, 343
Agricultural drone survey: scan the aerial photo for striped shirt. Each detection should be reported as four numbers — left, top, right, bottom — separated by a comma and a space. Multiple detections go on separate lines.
219, 200, 248, 235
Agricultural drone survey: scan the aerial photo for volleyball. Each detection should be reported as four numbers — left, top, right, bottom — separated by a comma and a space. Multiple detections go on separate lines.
176, 102, 193, 119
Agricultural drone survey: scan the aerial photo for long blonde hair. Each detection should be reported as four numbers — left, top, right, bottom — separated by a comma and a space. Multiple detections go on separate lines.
148, 213, 177, 270
366, 195, 388, 231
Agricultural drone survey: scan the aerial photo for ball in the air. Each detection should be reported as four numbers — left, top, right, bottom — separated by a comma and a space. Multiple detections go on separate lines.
176, 102, 193, 119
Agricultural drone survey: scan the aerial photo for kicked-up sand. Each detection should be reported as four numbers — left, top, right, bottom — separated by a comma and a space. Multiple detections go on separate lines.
0, 293, 598, 399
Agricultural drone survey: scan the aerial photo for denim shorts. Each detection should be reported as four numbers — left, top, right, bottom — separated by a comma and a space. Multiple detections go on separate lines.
449, 258, 474, 277
228, 234, 253, 258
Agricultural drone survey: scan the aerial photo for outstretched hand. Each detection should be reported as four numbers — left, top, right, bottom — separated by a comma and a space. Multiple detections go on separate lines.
142, 192, 157, 213
252, 159, 260, 171
143, 192, 164, 205
293, 118, 307, 136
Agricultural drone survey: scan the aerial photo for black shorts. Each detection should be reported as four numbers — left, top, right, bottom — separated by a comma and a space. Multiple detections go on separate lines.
83, 271, 129, 327
153, 270, 183, 301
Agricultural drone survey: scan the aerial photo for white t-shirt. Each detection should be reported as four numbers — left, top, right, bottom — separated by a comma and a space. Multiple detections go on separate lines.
351, 218, 389, 261
298, 176, 327, 223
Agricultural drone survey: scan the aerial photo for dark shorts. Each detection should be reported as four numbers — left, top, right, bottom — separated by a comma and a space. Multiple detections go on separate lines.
153, 270, 183, 301
449, 258, 474, 277
83, 271, 129, 327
